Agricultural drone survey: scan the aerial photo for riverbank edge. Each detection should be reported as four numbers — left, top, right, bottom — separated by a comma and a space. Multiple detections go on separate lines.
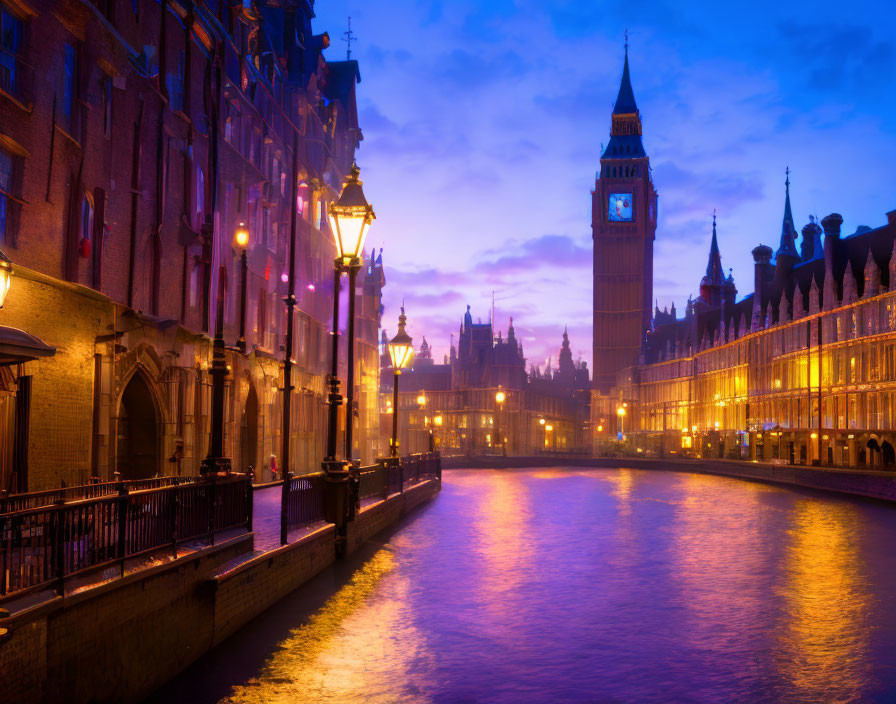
442, 455, 896, 502
0, 479, 441, 704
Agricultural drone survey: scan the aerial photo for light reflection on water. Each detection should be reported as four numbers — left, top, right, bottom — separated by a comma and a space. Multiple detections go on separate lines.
167, 468, 896, 703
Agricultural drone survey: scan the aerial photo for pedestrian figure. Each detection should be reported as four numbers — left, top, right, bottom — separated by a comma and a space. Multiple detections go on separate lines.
269, 455, 279, 482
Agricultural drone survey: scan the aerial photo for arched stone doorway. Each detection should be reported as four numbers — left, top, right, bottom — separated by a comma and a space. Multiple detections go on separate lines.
240, 384, 259, 478
117, 372, 159, 480
882, 441, 895, 468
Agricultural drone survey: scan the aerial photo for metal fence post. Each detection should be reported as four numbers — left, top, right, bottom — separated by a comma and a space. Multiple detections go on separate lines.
169, 487, 179, 560
117, 481, 129, 578
246, 475, 254, 534
280, 471, 291, 546
0, 515, 6, 597
50, 498, 66, 595
208, 475, 217, 547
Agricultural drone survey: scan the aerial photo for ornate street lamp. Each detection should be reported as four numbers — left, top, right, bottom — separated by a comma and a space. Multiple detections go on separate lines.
328, 164, 375, 462
617, 405, 626, 439
0, 248, 12, 309
235, 222, 249, 354
387, 308, 414, 457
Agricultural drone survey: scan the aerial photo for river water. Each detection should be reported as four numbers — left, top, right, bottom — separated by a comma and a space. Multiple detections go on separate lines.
152, 467, 896, 703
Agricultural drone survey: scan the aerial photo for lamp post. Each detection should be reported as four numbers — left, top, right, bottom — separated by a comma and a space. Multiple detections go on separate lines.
617, 405, 626, 440
495, 390, 506, 456
433, 414, 443, 451
416, 393, 427, 454
328, 164, 375, 463
235, 222, 249, 354
545, 423, 554, 452
387, 308, 414, 457
0, 248, 12, 309
538, 417, 545, 454
200, 263, 231, 475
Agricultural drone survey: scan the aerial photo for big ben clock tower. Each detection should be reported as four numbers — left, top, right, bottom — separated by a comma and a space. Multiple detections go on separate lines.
592, 43, 658, 393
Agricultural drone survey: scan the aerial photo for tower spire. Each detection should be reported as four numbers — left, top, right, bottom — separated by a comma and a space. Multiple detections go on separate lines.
776, 166, 799, 260
706, 211, 722, 282
613, 32, 638, 115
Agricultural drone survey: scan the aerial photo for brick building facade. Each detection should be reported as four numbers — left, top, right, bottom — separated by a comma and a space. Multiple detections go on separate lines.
0, 0, 384, 490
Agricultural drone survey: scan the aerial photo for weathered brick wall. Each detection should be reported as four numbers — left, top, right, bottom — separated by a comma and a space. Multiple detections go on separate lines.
211, 524, 337, 646
346, 480, 441, 554
2, 269, 112, 488
0, 535, 250, 704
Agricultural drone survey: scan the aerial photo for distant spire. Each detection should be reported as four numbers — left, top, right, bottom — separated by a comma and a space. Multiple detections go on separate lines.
613, 32, 638, 115
776, 167, 800, 259
706, 211, 722, 282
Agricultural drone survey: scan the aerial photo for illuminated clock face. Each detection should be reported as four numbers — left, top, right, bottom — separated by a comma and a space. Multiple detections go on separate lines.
608, 193, 633, 222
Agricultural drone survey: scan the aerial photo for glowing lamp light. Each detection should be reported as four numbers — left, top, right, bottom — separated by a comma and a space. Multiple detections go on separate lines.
234, 222, 249, 248
597, 425, 603, 432
307, 283, 315, 292
387, 307, 414, 371
434, 415, 443, 427
0, 249, 11, 309
810, 432, 818, 439
281, 272, 289, 283
539, 418, 546, 426
417, 394, 427, 407
495, 391, 506, 404
328, 164, 375, 267
545, 424, 553, 432
616, 407, 626, 417
714, 421, 721, 429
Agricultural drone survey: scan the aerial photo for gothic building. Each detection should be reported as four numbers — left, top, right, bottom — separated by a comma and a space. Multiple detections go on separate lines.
381, 307, 589, 455
592, 47, 896, 468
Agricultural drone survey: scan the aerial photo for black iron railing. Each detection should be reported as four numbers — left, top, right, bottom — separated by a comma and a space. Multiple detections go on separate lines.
0, 476, 251, 600
0, 476, 201, 514
356, 452, 441, 502
283, 472, 326, 529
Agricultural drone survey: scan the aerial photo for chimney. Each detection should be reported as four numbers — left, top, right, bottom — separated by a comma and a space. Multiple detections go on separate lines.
751, 244, 773, 314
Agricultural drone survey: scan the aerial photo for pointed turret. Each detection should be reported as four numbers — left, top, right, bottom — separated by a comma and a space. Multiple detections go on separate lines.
776, 168, 800, 261
699, 212, 726, 307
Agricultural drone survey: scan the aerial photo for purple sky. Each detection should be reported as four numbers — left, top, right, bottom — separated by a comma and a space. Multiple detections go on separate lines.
314, 0, 896, 370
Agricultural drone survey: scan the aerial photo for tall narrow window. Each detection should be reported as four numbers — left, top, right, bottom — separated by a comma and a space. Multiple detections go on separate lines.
62, 44, 75, 126
194, 165, 204, 230
0, 9, 24, 99
102, 75, 113, 138
80, 191, 94, 252
0, 148, 11, 245
166, 50, 184, 112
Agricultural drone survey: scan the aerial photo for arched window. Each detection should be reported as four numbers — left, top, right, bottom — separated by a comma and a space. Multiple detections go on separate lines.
80, 191, 94, 245
296, 181, 308, 218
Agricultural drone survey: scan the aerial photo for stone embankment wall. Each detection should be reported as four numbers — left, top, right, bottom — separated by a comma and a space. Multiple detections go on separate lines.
442, 455, 896, 502
0, 480, 440, 704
